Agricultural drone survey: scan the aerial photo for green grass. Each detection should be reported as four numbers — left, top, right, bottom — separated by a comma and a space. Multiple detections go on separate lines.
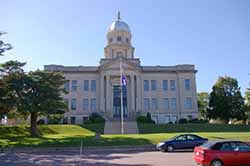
81, 123, 105, 134
0, 124, 250, 148
138, 123, 250, 134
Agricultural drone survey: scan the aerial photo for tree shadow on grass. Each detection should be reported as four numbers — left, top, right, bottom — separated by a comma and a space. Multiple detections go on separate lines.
0, 135, 153, 148
210, 137, 225, 140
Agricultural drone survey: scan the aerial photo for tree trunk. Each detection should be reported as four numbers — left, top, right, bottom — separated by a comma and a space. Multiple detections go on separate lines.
30, 112, 39, 137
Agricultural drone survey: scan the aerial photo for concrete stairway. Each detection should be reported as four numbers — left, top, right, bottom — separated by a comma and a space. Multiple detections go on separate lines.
104, 121, 139, 134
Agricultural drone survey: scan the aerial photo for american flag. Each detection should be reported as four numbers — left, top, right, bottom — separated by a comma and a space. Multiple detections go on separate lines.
121, 75, 127, 86
120, 62, 127, 86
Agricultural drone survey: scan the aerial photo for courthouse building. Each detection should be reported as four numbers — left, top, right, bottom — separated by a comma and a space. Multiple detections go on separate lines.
44, 13, 198, 124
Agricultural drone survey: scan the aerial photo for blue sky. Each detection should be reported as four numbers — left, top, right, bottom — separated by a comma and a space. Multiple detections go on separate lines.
1, 0, 250, 93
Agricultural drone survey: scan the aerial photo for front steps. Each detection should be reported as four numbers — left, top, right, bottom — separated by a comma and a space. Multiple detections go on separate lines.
104, 121, 139, 134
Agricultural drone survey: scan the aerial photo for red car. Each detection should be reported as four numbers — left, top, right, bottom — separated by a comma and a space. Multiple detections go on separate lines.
193, 140, 250, 166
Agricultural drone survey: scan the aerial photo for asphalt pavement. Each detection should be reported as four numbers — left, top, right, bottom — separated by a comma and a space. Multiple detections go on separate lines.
0, 150, 195, 166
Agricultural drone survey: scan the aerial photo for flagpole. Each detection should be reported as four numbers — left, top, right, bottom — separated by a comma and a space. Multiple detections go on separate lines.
120, 59, 124, 135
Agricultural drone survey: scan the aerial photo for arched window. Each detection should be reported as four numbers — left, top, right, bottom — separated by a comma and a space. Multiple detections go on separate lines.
126, 38, 129, 43
116, 51, 123, 57
109, 38, 113, 43
117, 36, 122, 41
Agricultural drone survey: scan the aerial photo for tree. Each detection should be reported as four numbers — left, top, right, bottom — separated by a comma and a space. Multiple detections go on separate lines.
0, 60, 26, 75
208, 76, 244, 122
197, 92, 209, 120
0, 61, 26, 118
243, 88, 250, 122
0, 32, 12, 56
4, 70, 67, 136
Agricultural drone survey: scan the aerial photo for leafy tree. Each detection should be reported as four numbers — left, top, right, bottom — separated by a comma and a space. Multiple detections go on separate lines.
243, 88, 250, 122
0, 61, 26, 118
197, 92, 209, 120
4, 70, 67, 136
0, 31, 12, 56
208, 76, 244, 122
0, 60, 26, 75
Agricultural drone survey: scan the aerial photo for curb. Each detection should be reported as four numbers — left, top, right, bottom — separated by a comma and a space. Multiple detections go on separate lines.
0, 145, 157, 153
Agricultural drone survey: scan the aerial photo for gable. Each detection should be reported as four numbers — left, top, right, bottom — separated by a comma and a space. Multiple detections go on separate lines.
99, 59, 142, 72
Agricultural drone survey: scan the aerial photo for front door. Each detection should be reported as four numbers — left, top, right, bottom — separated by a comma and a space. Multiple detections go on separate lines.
113, 85, 128, 118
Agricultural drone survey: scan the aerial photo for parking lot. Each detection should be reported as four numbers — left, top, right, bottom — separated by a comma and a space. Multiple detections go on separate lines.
0, 150, 195, 166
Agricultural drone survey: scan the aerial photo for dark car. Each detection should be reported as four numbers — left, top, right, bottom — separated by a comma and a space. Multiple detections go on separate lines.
194, 140, 250, 166
156, 134, 208, 152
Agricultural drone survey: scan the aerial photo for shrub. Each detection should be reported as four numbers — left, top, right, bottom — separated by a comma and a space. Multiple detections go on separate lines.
136, 112, 155, 124
37, 119, 45, 125
189, 118, 199, 123
47, 116, 61, 124
87, 113, 105, 124
178, 118, 188, 124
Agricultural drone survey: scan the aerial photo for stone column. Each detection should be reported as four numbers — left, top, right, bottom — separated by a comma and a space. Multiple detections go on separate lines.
106, 75, 111, 114
131, 75, 135, 113
136, 75, 142, 112
100, 75, 104, 112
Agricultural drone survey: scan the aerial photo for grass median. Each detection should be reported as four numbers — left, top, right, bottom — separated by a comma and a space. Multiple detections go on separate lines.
0, 124, 250, 148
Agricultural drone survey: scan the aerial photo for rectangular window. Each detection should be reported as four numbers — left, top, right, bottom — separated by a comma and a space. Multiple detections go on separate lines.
162, 80, 168, 91
71, 80, 77, 92
144, 98, 150, 110
151, 98, 158, 111
64, 80, 70, 92
70, 117, 76, 124
162, 98, 169, 110
165, 116, 170, 123
185, 97, 192, 109
91, 80, 96, 92
64, 98, 69, 110
144, 80, 149, 91
151, 80, 157, 91
170, 80, 176, 91
185, 79, 191, 90
90, 98, 96, 111
171, 115, 178, 123
71, 98, 77, 110
84, 80, 89, 91
83, 98, 89, 111
171, 98, 177, 110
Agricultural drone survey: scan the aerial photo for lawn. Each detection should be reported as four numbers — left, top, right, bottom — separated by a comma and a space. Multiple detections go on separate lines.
0, 124, 250, 148
137, 123, 250, 133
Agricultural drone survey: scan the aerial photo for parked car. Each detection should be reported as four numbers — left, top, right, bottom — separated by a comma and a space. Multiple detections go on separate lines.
193, 140, 250, 166
156, 134, 208, 152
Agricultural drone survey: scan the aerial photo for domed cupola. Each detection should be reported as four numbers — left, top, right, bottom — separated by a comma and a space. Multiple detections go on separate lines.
105, 12, 134, 59
108, 14, 131, 33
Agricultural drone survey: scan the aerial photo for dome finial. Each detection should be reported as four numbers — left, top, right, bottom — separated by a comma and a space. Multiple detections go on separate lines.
117, 11, 121, 20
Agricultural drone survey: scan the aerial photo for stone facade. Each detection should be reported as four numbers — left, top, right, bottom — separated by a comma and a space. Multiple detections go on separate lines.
44, 13, 198, 124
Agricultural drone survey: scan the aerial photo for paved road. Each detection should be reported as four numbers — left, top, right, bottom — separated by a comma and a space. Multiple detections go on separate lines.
0, 150, 196, 166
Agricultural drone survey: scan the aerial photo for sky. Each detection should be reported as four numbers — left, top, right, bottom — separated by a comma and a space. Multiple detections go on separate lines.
1, 0, 250, 94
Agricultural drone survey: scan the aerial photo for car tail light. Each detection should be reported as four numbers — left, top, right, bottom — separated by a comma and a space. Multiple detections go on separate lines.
200, 150, 206, 157
195, 150, 206, 157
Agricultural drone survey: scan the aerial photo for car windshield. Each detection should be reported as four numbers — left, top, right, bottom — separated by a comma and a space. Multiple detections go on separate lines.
166, 135, 179, 141
201, 141, 215, 149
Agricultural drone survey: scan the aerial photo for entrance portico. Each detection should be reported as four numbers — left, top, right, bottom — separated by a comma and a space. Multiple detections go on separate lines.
100, 71, 142, 120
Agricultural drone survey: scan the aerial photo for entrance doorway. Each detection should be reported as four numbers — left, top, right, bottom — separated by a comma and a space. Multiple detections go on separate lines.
113, 85, 128, 118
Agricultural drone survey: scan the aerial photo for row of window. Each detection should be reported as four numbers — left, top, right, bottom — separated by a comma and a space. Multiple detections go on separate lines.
144, 97, 192, 111
65, 98, 97, 111
64, 79, 191, 93
64, 80, 96, 92
143, 79, 191, 92
109, 36, 129, 44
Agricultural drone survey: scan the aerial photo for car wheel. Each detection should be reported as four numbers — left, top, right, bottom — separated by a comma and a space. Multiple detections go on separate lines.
211, 159, 223, 166
165, 145, 174, 152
